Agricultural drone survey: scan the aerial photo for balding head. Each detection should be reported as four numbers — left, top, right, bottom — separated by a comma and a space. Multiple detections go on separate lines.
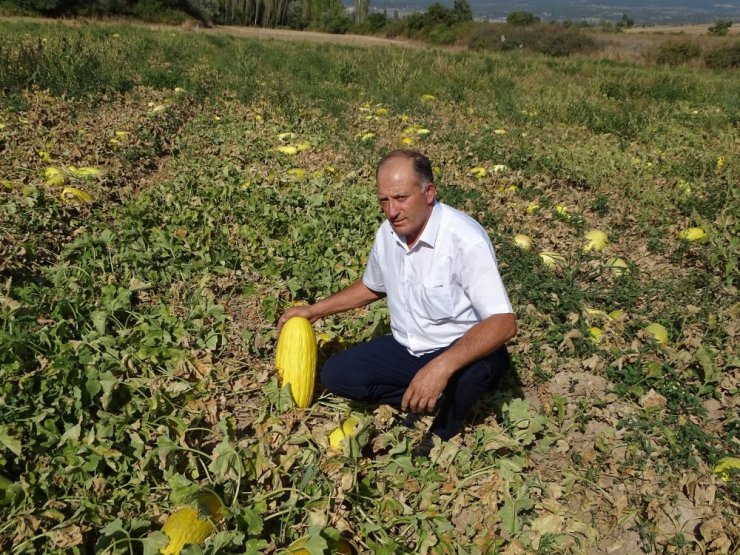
376, 149, 434, 192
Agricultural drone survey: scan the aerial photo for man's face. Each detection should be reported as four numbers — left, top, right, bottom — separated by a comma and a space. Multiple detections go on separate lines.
376, 158, 436, 246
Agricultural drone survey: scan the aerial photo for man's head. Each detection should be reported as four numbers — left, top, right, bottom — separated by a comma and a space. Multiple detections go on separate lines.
376, 149, 434, 192
375, 150, 436, 247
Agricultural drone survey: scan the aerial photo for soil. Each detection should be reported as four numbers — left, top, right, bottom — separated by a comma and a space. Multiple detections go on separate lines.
205, 25, 422, 49
623, 23, 740, 36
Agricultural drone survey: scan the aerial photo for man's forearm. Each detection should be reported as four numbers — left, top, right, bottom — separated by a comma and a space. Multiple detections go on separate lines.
308, 280, 385, 320
278, 280, 384, 331
433, 313, 517, 378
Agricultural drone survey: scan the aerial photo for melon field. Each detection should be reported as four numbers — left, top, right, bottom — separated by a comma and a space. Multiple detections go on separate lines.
0, 19, 738, 554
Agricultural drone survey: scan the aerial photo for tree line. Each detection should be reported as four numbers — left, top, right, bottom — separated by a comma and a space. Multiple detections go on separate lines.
8, 0, 365, 29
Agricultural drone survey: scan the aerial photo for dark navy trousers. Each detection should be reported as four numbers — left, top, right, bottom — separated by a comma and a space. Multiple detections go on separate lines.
321, 335, 510, 440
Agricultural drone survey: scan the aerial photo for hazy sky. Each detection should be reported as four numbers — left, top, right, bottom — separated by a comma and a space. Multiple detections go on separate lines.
362, 0, 740, 24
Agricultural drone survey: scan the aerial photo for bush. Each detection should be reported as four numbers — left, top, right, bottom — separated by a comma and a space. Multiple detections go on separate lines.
317, 10, 351, 34
538, 29, 597, 56
363, 12, 388, 32
285, 2, 310, 30
429, 23, 457, 45
507, 11, 539, 26
131, 0, 190, 24
378, 1, 473, 40
616, 13, 634, 30
468, 25, 517, 52
425, 3, 455, 26
708, 20, 733, 36
452, 0, 472, 23
704, 41, 740, 69
468, 23, 598, 57
654, 40, 701, 66
0, 0, 39, 15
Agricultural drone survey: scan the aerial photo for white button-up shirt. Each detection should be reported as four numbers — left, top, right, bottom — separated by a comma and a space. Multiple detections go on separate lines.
363, 201, 513, 356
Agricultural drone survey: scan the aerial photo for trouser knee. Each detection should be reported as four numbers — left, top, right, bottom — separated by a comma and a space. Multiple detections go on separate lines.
320, 353, 346, 395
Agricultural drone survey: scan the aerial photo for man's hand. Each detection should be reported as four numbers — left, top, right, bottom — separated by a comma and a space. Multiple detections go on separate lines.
277, 305, 316, 332
402, 361, 452, 414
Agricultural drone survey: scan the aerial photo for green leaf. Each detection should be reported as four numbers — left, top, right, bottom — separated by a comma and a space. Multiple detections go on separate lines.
57, 421, 81, 447
206, 530, 246, 552
262, 295, 278, 322
244, 538, 271, 555
91, 309, 107, 335
182, 544, 205, 555
503, 398, 530, 423
141, 531, 170, 555
499, 498, 519, 534
285, 527, 328, 554
264, 378, 297, 412
168, 473, 200, 505
99, 371, 118, 407
209, 438, 246, 481
99, 517, 126, 538
242, 506, 265, 535
0, 426, 22, 457
695, 346, 717, 384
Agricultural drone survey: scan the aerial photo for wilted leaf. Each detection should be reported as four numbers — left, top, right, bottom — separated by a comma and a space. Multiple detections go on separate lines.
61, 186, 94, 203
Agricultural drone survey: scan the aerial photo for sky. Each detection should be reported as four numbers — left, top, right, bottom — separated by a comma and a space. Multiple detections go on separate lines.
360, 0, 740, 25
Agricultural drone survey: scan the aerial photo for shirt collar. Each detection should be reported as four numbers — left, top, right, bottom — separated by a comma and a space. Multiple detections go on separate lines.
392, 200, 441, 251
416, 200, 441, 248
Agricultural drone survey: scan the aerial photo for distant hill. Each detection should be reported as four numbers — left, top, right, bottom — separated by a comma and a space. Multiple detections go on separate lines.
363, 0, 740, 25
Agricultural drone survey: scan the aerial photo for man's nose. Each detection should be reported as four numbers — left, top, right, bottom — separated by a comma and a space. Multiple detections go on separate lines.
387, 199, 400, 216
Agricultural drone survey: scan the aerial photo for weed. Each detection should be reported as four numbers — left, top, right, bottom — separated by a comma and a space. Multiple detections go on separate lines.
654, 40, 702, 66
704, 41, 740, 69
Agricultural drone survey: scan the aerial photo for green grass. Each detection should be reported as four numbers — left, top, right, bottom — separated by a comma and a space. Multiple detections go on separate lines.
1, 19, 738, 554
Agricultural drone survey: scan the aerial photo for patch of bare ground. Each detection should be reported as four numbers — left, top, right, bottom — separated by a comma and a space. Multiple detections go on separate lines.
0, 15, 423, 49
206, 25, 422, 49
624, 24, 740, 36
588, 29, 739, 64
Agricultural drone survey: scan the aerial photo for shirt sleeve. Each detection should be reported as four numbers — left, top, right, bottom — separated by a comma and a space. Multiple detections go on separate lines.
459, 238, 513, 319
362, 234, 386, 293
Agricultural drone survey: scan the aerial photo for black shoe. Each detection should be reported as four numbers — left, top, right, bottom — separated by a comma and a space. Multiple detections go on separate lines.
411, 432, 436, 458
400, 412, 422, 429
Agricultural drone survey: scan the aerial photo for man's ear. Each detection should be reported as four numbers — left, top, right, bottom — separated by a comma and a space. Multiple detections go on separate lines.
426, 183, 437, 204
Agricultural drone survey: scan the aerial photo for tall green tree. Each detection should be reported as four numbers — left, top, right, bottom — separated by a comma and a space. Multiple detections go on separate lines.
354, 0, 368, 24
452, 0, 471, 23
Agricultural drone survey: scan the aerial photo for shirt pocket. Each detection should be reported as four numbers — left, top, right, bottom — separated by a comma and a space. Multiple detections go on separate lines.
419, 282, 455, 323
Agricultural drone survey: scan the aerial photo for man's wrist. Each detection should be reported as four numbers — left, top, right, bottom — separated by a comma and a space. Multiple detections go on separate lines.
431, 355, 458, 379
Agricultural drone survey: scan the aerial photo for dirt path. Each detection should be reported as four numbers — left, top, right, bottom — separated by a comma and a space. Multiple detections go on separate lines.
0, 15, 422, 49
624, 23, 740, 35
203, 25, 423, 49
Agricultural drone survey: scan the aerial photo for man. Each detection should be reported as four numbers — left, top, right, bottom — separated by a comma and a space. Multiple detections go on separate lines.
279, 149, 516, 457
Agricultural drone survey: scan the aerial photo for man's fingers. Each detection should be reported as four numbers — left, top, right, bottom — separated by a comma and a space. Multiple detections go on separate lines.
409, 392, 421, 413
413, 394, 431, 414
277, 309, 298, 331
401, 388, 413, 411
406, 387, 423, 413
404, 378, 443, 413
